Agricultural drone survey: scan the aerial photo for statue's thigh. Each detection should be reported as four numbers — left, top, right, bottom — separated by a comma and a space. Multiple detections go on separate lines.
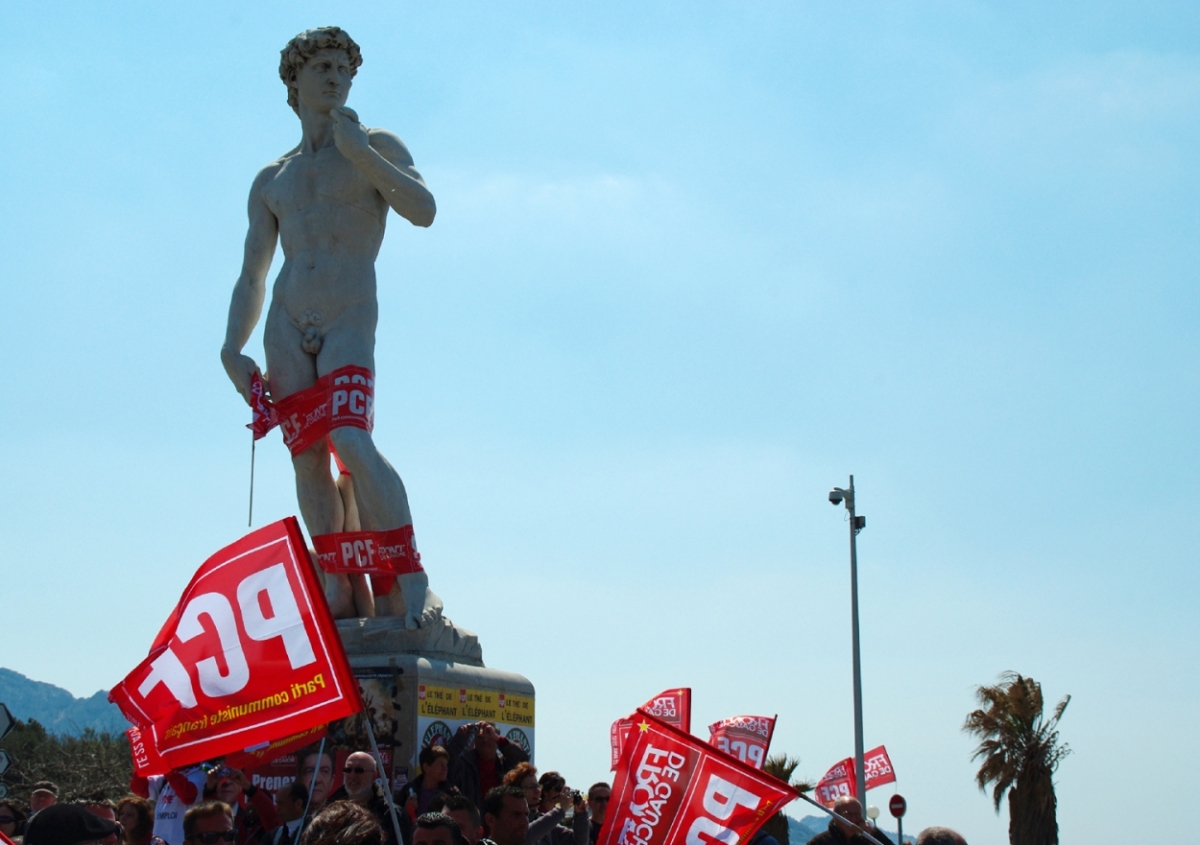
317, 305, 378, 376
264, 318, 319, 398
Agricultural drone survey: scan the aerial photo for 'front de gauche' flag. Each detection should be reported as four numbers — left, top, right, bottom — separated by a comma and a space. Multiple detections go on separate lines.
109, 518, 362, 774
611, 688, 692, 770
863, 745, 896, 790
600, 710, 798, 845
707, 715, 777, 771
814, 746, 897, 807
814, 758, 855, 808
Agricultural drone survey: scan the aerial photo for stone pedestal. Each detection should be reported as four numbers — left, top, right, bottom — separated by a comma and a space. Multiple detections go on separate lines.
335, 616, 535, 789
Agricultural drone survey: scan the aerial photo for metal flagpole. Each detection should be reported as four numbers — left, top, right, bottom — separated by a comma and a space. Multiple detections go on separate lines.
249, 435, 257, 527
797, 793, 889, 845
298, 735, 326, 837
364, 715, 405, 845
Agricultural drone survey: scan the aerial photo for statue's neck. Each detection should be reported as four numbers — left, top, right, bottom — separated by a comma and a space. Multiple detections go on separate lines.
298, 107, 337, 154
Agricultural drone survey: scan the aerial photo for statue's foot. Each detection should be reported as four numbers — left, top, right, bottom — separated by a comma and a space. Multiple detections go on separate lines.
324, 572, 357, 620
389, 572, 443, 629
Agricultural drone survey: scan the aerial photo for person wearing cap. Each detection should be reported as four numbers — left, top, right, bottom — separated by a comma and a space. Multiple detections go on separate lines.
24, 803, 120, 845
29, 782, 59, 816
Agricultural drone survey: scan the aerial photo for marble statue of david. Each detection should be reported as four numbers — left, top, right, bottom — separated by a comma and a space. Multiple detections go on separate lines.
221, 27, 441, 627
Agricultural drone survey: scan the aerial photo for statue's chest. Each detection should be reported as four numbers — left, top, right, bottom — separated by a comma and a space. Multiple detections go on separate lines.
267, 151, 383, 221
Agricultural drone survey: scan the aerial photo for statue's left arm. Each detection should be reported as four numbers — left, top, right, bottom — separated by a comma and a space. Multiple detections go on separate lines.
330, 107, 436, 227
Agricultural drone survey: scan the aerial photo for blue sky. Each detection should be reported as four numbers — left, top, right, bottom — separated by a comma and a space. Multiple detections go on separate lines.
2, 2, 1197, 842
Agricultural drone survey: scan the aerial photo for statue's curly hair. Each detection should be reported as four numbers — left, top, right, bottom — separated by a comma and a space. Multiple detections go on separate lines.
279, 26, 363, 114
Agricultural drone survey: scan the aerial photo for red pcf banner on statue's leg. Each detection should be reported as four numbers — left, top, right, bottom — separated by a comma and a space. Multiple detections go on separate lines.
311, 524, 423, 576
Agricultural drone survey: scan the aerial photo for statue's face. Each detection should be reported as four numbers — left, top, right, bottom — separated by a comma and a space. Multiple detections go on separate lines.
292, 48, 353, 113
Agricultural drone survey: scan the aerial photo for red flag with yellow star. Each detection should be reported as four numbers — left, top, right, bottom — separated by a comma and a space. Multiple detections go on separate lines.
610, 688, 692, 770
600, 709, 798, 845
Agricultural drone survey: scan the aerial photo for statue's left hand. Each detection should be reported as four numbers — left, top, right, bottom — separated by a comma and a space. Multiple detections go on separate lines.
331, 107, 371, 158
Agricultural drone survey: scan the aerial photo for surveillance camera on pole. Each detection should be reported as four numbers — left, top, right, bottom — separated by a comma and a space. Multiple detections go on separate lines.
830, 475, 867, 807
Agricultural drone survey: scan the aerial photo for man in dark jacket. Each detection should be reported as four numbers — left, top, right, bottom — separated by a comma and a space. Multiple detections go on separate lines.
808, 797, 891, 845
326, 751, 410, 845
447, 723, 529, 815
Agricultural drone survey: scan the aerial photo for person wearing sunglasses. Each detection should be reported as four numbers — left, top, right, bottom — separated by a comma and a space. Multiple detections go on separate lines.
0, 799, 26, 842
584, 784, 609, 845
325, 752, 403, 845
182, 802, 235, 845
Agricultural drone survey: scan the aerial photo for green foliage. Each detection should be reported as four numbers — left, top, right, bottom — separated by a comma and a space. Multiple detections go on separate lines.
963, 672, 1071, 845
0, 718, 132, 804
759, 753, 816, 845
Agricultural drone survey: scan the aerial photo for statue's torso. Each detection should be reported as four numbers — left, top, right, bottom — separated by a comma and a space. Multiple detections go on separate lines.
263, 145, 387, 324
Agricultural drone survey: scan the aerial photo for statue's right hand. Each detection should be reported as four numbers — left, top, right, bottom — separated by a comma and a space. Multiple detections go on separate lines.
220, 347, 263, 405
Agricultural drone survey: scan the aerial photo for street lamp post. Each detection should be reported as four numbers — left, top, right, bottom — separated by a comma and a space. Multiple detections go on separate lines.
829, 475, 866, 806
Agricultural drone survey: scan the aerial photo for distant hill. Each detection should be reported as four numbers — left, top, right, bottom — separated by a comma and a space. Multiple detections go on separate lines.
787, 815, 913, 845
0, 668, 131, 736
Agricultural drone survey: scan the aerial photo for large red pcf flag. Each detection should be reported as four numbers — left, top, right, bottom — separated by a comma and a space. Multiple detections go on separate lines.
814, 758, 855, 808
863, 745, 896, 790
109, 518, 362, 772
599, 710, 797, 845
707, 715, 777, 771
611, 689, 692, 770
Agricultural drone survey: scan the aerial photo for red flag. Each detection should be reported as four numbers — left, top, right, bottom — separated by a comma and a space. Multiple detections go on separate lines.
611, 688, 692, 771
126, 725, 168, 777
863, 745, 896, 790
707, 715, 777, 771
109, 518, 363, 771
599, 710, 797, 845
224, 724, 328, 770
247, 372, 278, 440
814, 758, 856, 808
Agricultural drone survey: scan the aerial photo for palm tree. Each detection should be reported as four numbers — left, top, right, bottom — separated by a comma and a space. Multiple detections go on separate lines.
761, 754, 814, 845
963, 672, 1071, 845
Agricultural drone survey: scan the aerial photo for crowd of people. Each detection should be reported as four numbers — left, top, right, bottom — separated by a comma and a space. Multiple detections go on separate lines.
0, 722, 967, 845
0, 721, 614, 845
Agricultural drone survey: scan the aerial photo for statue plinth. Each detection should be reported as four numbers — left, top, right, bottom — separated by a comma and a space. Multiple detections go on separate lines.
335, 617, 536, 788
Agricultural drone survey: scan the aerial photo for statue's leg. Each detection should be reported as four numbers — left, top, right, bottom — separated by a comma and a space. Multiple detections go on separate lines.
291, 441, 357, 619
335, 472, 376, 617
264, 305, 361, 620
317, 308, 443, 628
327, 426, 443, 628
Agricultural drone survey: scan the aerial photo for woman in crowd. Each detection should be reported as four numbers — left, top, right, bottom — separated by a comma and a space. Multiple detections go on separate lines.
0, 799, 26, 842
398, 745, 459, 820
502, 762, 541, 816
116, 795, 164, 845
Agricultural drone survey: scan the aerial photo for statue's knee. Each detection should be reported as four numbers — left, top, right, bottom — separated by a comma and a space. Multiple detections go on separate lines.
328, 428, 374, 470
292, 442, 332, 478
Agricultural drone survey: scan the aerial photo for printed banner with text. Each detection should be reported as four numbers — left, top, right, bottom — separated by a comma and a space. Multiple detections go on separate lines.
610, 688, 691, 770
599, 710, 798, 845
707, 715, 777, 771
109, 518, 363, 773
813, 746, 897, 807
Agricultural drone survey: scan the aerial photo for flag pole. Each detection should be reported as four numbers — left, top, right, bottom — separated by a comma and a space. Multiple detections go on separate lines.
298, 735, 326, 836
249, 435, 257, 527
797, 793, 890, 845
364, 713, 405, 845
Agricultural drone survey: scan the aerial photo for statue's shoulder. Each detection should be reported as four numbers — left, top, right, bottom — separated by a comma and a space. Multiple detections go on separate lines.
367, 129, 416, 167
252, 148, 300, 190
